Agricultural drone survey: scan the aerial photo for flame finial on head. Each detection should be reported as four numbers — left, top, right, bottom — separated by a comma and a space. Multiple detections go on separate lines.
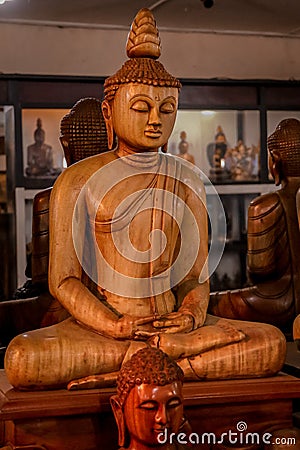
103, 8, 181, 102
126, 8, 161, 59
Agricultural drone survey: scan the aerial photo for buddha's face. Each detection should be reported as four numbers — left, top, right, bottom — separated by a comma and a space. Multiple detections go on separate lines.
109, 84, 178, 152
34, 130, 45, 146
124, 381, 183, 448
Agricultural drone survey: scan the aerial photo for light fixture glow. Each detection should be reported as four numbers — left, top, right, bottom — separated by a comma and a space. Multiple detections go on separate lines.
201, 110, 216, 116
0, 0, 14, 4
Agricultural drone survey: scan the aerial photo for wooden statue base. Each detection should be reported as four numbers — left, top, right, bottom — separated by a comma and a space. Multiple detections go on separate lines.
0, 370, 299, 449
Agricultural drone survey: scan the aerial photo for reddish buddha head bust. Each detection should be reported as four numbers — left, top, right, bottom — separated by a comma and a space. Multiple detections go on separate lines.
110, 347, 186, 450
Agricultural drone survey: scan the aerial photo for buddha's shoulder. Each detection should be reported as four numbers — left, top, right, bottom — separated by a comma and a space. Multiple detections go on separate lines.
70, 150, 117, 172
54, 151, 117, 186
248, 191, 282, 220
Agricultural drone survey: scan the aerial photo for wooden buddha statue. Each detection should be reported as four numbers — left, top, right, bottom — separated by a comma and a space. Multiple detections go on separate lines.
4, 8, 285, 390
111, 347, 190, 450
25, 118, 57, 178
209, 118, 300, 334
177, 131, 195, 165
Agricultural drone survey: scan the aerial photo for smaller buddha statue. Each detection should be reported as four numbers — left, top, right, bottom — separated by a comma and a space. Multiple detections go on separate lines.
25, 119, 59, 177
111, 347, 190, 450
207, 126, 228, 182
177, 131, 195, 164
227, 139, 256, 181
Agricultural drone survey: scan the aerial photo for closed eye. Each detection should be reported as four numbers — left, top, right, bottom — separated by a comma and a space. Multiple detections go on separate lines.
167, 397, 182, 409
139, 400, 158, 410
131, 100, 150, 112
160, 102, 176, 114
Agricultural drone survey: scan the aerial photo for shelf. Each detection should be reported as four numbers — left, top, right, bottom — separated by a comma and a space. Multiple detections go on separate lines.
205, 183, 278, 195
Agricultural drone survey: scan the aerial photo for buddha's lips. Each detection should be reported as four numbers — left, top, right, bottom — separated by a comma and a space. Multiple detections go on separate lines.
153, 426, 170, 434
145, 129, 162, 138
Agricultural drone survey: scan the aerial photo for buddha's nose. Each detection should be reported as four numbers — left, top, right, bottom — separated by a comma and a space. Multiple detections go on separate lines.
155, 404, 169, 425
148, 107, 162, 126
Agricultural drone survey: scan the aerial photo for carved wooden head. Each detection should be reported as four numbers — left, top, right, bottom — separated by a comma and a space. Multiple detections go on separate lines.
102, 9, 181, 152
268, 118, 300, 184
60, 97, 109, 166
110, 347, 184, 449
103, 9, 181, 103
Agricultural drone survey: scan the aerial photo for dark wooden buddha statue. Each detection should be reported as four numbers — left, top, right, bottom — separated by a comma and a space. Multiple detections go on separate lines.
209, 118, 300, 334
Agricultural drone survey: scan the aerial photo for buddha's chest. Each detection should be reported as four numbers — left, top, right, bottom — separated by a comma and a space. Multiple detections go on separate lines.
86, 176, 185, 235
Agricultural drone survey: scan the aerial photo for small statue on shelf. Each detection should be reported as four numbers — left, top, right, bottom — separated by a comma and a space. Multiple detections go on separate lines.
111, 347, 191, 450
225, 139, 259, 181
25, 118, 60, 178
4, 8, 285, 390
207, 126, 228, 182
177, 131, 195, 164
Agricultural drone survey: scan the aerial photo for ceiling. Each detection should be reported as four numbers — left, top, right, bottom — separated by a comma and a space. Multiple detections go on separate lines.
0, 0, 300, 36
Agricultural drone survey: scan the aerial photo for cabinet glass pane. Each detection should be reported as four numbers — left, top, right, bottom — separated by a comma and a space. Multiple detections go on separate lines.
22, 109, 69, 186
169, 109, 260, 183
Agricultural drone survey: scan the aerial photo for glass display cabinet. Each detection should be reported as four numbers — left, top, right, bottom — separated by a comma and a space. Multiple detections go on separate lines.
21, 108, 68, 184
169, 109, 260, 183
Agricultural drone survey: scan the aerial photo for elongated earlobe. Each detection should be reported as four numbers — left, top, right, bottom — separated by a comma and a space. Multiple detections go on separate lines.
110, 395, 126, 447
270, 150, 283, 186
102, 100, 115, 150
59, 136, 72, 166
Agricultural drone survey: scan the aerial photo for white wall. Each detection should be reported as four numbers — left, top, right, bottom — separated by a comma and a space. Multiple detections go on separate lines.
1, 22, 300, 80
